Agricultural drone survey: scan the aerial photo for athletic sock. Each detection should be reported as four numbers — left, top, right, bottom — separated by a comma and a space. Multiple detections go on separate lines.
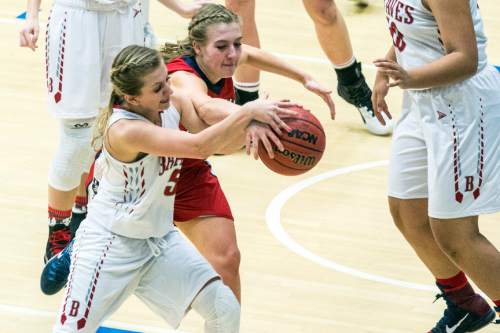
436, 271, 468, 293
48, 206, 72, 223
334, 57, 363, 86
234, 81, 259, 105
73, 195, 88, 214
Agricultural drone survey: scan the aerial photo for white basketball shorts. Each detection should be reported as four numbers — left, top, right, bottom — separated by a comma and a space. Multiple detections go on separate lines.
53, 223, 218, 332
45, 1, 145, 119
388, 65, 500, 219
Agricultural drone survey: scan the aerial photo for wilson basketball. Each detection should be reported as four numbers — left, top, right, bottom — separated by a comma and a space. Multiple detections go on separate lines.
259, 106, 326, 176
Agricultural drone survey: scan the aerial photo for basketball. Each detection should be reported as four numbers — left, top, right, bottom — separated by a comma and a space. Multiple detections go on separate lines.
259, 106, 326, 176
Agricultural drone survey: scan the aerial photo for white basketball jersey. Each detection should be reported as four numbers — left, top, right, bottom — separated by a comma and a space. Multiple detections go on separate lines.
384, 0, 487, 71
87, 107, 183, 239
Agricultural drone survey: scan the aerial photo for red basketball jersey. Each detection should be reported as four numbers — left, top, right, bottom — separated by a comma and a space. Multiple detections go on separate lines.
167, 56, 235, 168
167, 56, 235, 100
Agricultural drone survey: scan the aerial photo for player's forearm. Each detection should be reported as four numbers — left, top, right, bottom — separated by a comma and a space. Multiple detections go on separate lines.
405, 51, 477, 89
27, 0, 41, 19
194, 106, 253, 157
242, 45, 309, 85
194, 98, 240, 125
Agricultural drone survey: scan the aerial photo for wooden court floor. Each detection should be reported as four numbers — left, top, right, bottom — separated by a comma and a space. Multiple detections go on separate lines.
0, 0, 499, 332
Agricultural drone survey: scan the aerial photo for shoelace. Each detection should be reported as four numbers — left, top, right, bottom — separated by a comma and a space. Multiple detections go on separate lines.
146, 238, 168, 257
431, 293, 463, 330
48, 229, 72, 254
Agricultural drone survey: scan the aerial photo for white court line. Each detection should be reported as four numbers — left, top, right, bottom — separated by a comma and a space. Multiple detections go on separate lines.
266, 160, 435, 292
0, 303, 191, 333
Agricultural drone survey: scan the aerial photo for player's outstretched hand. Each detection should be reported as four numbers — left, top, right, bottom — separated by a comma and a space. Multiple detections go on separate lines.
303, 77, 336, 119
373, 58, 411, 88
244, 98, 298, 136
19, 17, 39, 51
371, 66, 393, 126
245, 121, 283, 160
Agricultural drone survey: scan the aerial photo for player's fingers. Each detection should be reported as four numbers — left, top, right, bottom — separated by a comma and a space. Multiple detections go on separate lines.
323, 95, 335, 120
373, 59, 397, 67
19, 32, 28, 47
388, 80, 401, 88
267, 116, 283, 135
265, 130, 283, 152
383, 107, 393, 119
260, 135, 274, 159
276, 101, 300, 110
252, 138, 260, 160
275, 106, 297, 118
245, 132, 252, 155
375, 109, 386, 126
273, 112, 291, 132
32, 27, 39, 45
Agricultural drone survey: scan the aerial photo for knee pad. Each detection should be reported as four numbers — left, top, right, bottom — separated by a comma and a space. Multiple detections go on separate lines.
48, 118, 96, 191
192, 280, 240, 333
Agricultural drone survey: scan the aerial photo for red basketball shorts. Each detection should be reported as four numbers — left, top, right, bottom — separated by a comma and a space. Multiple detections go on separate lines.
174, 161, 233, 222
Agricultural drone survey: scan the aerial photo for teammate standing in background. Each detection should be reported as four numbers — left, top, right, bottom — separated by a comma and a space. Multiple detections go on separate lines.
18, 0, 211, 263
373, 0, 500, 331
224, 0, 393, 135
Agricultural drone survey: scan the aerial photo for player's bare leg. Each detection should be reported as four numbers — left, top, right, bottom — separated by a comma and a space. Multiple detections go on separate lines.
389, 197, 496, 332
225, 0, 260, 103
388, 198, 459, 277
430, 215, 500, 300
176, 216, 241, 302
303, 0, 353, 66
303, 0, 393, 135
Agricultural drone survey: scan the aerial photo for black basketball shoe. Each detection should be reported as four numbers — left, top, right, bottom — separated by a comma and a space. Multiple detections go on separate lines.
337, 62, 393, 135
428, 282, 495, 333
41, 239, 73, 295
45, 217, 71, 263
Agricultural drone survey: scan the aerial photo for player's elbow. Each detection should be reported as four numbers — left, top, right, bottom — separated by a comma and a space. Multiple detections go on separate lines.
463, 56, 478, 77
458, 49, 478, 77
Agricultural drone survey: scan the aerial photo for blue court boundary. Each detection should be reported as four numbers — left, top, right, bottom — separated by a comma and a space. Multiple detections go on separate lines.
97, 327, 141, 333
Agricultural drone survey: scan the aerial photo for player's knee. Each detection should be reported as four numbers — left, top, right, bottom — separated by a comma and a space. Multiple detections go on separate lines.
432, 226, 473, 263
217, 246, 241, 276
434, 236, 464, 263
48, 118, 96, 191
304, 0, 339, 26
388, 197, 405, 232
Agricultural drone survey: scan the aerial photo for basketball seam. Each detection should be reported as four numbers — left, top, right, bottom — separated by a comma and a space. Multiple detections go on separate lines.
280, 117, 326, 135
266, 157, 309, 171
279, 138, 325, 153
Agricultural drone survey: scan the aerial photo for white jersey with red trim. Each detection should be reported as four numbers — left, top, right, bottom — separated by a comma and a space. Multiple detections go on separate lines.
54, 0, 139, 11
384, 0, 487, 72
88, 107, 183, 239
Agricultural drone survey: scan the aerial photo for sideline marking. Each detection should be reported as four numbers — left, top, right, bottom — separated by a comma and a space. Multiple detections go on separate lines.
265, 160, 435, 291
